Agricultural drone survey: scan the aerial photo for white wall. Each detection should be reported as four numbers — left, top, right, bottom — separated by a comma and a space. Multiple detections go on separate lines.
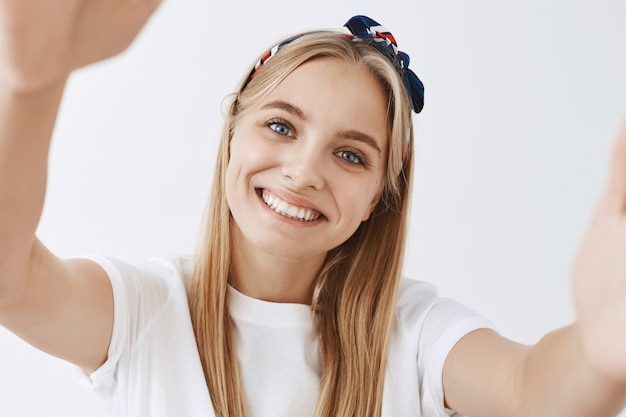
1, 0, 625, 415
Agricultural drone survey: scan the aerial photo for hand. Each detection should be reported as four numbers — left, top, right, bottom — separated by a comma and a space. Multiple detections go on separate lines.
572, 117, 626, 383
0, 0, 161, 92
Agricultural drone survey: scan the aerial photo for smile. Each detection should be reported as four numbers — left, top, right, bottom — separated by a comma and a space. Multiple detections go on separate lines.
261, 190, 321, 222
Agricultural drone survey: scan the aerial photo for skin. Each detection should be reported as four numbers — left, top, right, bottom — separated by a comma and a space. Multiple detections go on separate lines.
226, 58, 387, 304
443, 119, 626, 417
0, 2, 625, 416
0, 0, 161, 373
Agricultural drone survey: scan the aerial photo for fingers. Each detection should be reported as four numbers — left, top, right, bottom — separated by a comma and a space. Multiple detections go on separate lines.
603, 116, 626, 215
124, 0, 162, 18
132, 0, 162, 16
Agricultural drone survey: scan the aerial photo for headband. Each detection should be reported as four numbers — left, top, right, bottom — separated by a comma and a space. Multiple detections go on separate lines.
245, 15, 425, 114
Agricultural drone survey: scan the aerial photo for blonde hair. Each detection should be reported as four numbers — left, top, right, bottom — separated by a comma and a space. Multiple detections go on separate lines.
189, 31, 414, 417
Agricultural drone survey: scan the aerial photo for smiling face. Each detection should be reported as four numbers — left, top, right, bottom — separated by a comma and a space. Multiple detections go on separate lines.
225, 57, 389, 265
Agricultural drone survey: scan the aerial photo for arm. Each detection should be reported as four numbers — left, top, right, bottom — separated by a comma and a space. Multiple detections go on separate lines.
0, 0, 160, 371
444, 327, 626, 417
443, 121, 626, 417
0, 84, 114, 372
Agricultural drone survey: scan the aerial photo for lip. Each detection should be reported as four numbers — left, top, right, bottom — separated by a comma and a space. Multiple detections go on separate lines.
255, 188, 326, 224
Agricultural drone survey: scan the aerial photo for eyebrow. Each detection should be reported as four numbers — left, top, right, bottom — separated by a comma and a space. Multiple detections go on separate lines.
339, 130, 382, 153
339, 130, 382, 154
261, 100, 308, 121
261, 100, 382, 154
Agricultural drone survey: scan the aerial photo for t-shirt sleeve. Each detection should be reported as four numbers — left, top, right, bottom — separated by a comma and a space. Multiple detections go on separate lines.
72, 256, 179, 401
396, 279, 496, 417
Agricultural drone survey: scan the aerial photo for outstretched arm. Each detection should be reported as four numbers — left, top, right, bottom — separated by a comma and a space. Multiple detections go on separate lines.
573, 118, 626, 383
443, 120, 626, 417
0, 0, 161, 371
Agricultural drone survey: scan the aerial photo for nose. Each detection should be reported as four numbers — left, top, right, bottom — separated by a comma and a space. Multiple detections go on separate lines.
281, 147, 325, 191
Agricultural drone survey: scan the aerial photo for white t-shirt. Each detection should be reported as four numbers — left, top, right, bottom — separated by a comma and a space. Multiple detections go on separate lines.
74, 257, 494, 417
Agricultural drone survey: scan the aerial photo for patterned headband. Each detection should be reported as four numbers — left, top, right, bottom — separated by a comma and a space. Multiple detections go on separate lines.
244, 15, 425, 114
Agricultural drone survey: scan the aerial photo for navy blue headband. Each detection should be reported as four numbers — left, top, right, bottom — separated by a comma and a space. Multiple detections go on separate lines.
245, 15, 425, 114
344, 15, 424, 113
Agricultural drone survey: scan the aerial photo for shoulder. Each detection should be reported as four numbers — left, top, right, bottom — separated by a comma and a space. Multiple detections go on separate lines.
397, 277, 439, 304
388, 279, 494, 417
395, 277, 441, 323
394, 277, 495, 340
86, 255, 195, 308
86, 255, 197, 344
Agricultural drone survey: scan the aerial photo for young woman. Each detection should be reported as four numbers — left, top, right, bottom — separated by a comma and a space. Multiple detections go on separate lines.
1, 2, 625, 417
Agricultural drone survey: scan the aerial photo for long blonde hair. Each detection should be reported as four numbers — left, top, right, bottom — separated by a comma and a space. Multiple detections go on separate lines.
189, 31, 414, 417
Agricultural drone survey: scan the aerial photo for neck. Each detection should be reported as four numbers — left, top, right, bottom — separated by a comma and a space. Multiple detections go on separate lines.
229, 231, 326, 305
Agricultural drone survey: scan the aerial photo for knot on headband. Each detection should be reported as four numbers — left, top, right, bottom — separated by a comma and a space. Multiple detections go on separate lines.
245, 15, 425, 114
344, 15, 425, 113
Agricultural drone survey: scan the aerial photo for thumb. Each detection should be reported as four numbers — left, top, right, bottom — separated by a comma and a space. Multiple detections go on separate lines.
602, 117, 626, 215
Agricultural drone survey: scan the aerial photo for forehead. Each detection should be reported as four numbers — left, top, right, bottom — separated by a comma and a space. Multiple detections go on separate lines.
253, 57, 389, 146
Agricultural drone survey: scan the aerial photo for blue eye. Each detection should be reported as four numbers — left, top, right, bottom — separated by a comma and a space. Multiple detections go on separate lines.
336, 150, 363, 165
267, 121, 292, 136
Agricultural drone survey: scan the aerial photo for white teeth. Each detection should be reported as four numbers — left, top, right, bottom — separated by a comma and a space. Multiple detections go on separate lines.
261, 190, 320, 222
277, 200, 288, 214
287, 206, 298, 217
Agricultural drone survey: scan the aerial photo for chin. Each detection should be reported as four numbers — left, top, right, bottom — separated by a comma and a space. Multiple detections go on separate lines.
254, 239, 326, 263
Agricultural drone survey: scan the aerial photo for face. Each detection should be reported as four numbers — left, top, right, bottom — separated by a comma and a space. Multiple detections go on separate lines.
225, 57, 389, 264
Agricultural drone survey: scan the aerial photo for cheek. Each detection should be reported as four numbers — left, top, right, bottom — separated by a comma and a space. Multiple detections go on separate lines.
230, 128, 275, 170
226, 136, 253, 187
341, 182, 382, 221
225, 131, 276, 204
224, 160, 238, 210
224, 136, 248, 206
361, 178, 384, 218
